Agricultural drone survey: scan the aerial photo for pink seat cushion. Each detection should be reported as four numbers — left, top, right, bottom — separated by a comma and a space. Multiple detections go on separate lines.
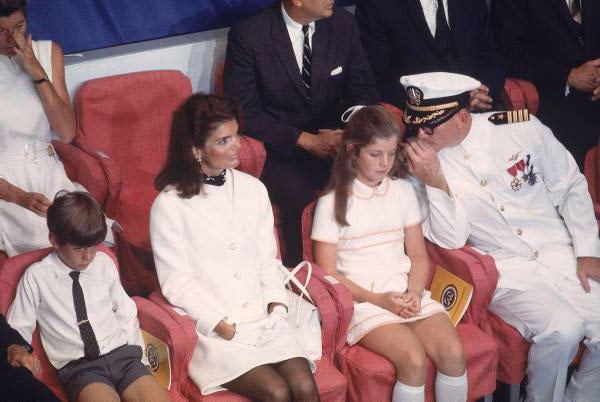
337, 323, 497, 402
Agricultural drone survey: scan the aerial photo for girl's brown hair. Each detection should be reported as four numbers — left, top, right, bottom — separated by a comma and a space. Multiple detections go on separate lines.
327, 106, 405, 226
154, 93, 242, 198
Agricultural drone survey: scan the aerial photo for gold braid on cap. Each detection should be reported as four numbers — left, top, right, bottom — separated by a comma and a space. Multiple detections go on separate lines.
403, 109, 445, 124
405, 101, 460, 112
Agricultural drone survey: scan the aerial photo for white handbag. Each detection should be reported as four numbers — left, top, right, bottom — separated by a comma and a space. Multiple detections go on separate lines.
280, 261, 323, 361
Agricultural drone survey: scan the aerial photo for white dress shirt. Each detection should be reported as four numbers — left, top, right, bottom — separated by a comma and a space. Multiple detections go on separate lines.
281, 3, 315, 73
7, 251, 145, 369
420, 0, 450, 37
421, 112, 600, 290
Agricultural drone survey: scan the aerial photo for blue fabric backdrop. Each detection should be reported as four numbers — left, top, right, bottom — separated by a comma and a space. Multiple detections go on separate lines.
27, 0, 355, 54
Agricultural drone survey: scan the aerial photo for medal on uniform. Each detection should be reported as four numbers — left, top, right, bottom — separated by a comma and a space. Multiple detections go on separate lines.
522, 154, 537, 186
507, 162, 523, 191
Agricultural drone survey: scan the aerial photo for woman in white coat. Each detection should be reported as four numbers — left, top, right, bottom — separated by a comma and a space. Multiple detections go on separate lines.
150, 94, 318, 401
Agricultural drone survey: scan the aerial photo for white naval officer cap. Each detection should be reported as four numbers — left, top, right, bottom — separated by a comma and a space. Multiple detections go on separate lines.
399, 72, 480, 131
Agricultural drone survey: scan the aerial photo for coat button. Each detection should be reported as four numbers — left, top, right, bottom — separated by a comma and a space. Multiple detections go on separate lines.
480, 179, 487, 187
516, 228, 522, 236
242, 302, 250, 309
533, 251, 539, 258
229, 242, 237, 251
464, 153, 471, 160
234, 272, 241, 279
499, 205, 505, 212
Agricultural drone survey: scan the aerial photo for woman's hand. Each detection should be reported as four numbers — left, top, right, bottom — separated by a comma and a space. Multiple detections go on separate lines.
373, 291, 410, 315
398, 290, 422, 318
17, 191, 51, 217
214, 320, 236, 341
11, 32, 46, 82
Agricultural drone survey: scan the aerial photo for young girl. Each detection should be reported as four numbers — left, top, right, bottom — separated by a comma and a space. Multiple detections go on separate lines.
311, 106, 467, 402
150, 94, 318, 401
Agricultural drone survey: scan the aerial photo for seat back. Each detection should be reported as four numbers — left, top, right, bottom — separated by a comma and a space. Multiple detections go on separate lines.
501, 78, 540, 115
75, 70, 191, 195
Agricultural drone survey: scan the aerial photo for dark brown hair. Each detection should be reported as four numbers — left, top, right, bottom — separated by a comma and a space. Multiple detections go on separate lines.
0, 0, 27, 17
47, 191, 107, 247
327, 106, 406, 226
154, 93, 242, 198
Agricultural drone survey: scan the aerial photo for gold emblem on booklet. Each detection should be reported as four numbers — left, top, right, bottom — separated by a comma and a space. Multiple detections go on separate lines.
141, 330, 172, 390
429, 266, 473, 327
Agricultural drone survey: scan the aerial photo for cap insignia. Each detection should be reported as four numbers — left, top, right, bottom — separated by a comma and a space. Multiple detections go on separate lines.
406, 86, 423, 106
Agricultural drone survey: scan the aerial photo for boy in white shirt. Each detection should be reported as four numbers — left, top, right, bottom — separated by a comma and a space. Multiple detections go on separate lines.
8, 191, 169, 402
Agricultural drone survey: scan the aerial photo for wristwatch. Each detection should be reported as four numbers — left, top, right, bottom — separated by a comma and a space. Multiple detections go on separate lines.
32, 72, 49, 85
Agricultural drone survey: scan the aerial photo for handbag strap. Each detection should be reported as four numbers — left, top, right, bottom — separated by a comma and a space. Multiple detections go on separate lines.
280, 261, 314, 305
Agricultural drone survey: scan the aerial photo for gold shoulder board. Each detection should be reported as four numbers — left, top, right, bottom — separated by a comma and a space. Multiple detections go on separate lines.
488, 109, 530, 125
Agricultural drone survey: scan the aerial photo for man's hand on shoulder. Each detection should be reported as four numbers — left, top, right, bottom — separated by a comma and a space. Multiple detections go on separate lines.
297, 129, 343, 159
576, 256, 600, 293
403, 138, 450, 195
7, 344, 41, 376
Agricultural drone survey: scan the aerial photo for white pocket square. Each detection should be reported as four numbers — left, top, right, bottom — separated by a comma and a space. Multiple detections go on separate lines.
330, 66, 343, 76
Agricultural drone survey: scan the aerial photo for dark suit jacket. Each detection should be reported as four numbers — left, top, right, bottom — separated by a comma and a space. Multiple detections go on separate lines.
491, 0, 600, 100
356, 0, 505, 108
1, 314, 29, 369
224, 2, 379, 162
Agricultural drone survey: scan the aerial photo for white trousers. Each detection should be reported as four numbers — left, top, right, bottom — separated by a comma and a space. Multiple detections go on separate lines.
489, 265, 600, 402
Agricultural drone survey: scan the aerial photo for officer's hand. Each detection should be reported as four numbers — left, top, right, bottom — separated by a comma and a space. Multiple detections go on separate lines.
568, 59, 600, 93
7, 344, 41, 376
403, 138, 450, 195
576, 257, 600, 293
469, 84, 492, 111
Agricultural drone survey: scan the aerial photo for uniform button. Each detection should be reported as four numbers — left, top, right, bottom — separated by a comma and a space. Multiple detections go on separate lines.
516, 228, 522, 236
464, 153, 471, 160
480, 179, 487, 187
499, 205, 505, 212
233, 272, 241, 279
533, 251, 539, 258
229, 242, 237, 251
242, 302, 250, 309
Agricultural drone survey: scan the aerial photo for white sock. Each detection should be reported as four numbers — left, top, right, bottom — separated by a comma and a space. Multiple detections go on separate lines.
392, 380, 424, 402
435, 371, 468, 402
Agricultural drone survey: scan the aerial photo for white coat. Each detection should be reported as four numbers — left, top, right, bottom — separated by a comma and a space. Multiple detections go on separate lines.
150, 169, 309, 395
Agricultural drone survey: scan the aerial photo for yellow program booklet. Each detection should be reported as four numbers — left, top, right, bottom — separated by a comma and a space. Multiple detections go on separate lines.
141, 329, 172, 390
429, 266, 473, 327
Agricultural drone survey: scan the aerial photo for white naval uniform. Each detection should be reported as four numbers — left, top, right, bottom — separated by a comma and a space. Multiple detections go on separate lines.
420, 112, 600, 402
149, 169, 312, 395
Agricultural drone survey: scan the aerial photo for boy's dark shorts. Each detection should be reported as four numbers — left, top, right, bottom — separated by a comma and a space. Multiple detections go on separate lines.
58, 344, 150, 401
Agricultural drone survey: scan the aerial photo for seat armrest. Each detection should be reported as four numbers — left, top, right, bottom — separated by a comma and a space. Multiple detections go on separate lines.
425, 242, 499, 327
52, 140, 109, 207
302, 263, 354, 356
72, 138, 123, 218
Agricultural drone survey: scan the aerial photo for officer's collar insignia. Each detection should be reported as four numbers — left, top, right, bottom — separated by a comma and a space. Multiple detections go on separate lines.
489, 109, 530, 125
506, 154, 537, 191
407, 86, 423, 106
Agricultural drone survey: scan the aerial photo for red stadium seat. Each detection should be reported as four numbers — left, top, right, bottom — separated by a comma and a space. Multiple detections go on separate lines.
584, 145, 600, 229
500, 78, 540, 115
0, 245, 189, 402
301, 201, 498, 401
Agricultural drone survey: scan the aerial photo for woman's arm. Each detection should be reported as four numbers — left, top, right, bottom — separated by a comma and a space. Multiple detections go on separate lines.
12, 34, 75, 142
0, 178, 51, 217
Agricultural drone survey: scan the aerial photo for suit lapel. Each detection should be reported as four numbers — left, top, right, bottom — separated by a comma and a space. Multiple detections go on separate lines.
310, 17, 331, 101
582, 0, 600, 56
271, 6, 310, 102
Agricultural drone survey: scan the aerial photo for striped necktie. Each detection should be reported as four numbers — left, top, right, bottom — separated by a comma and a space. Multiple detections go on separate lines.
302, 25, 312, 100
570, 0, 582, 24
70, 271, 100, 358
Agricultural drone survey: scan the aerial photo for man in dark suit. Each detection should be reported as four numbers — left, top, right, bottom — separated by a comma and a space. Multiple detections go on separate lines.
491, 0, 600, 169
225, 0, 379, 265
355, 0, 505, 111
1, 314, 59, 401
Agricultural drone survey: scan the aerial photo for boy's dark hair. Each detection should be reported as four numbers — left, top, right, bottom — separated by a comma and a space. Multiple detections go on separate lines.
47, 191, 107, 247
0, 0, 27, 17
